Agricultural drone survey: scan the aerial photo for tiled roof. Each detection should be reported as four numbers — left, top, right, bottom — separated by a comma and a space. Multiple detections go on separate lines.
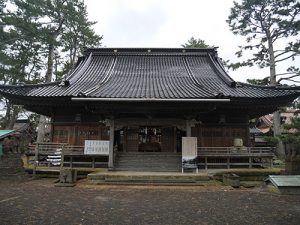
0, 48, 300, 100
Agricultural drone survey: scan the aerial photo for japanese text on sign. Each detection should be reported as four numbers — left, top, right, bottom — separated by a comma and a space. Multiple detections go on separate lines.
84, 140, 109, 155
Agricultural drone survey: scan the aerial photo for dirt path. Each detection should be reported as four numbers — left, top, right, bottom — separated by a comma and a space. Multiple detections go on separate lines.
0, 179, 299, 225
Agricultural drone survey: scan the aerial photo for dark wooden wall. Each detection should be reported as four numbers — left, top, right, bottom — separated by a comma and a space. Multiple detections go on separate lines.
52, 124, 109, 146
192, 125, 249, 147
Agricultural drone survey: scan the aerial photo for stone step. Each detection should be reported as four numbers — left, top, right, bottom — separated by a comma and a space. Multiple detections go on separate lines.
116, 160, 182, 163
117, 156, 181, 159
117, 155, 181, 158
113, 168, 181, 172
115, 152, 182, 172
115, 162, 182, 168
115, 165, 181, 170
88, 172, 211, 185
104, 178, 196, 183
116, 160, 181, 165
117, 156, 181, 160
115, 163, 181, 169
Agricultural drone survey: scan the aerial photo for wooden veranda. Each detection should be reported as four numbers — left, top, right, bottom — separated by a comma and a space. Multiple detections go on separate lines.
26, 143, 275, 171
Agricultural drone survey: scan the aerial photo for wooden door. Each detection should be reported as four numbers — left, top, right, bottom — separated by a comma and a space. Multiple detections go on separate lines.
126, 127, 139, 152
161, 127, 175, 152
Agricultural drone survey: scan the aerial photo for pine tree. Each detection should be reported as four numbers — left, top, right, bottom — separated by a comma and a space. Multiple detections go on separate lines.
227, 0, 300, 158
182, 37, 211, 48
0, 0, 102, 135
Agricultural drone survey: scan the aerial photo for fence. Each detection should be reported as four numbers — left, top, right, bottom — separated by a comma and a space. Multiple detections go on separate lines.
197, 147, 275, 169
27, 143, 108, 170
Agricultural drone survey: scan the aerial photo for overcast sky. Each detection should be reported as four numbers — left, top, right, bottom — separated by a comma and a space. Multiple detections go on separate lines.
85, 0, 299, 83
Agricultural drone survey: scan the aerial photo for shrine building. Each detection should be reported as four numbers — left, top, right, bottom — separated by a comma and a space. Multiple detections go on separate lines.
1, 48, 300, 171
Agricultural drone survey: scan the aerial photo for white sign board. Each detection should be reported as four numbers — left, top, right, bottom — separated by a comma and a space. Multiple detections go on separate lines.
84, 140, 110, 155
182, 137, 198, 171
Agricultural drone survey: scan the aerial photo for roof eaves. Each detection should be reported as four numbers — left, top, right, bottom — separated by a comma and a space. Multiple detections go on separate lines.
71, 97, 231, 102
208, 54, 236, 88
238, 82, 300, 91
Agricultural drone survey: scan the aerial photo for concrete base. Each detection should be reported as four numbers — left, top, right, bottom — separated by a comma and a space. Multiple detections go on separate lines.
87, 171, 210, 185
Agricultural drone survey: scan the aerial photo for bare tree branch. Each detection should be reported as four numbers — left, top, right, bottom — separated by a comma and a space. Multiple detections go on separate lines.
275, 53, 298, 63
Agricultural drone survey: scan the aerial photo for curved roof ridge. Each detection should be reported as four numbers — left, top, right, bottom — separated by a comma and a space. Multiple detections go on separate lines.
215, 57, 236, 83
183, 56, 214, 97
208, 54, 236, 88
67, 52, 93, 85
80, 55, 117, 96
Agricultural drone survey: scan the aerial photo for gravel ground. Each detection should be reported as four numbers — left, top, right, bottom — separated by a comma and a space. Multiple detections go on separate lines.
0, 178, 300, 225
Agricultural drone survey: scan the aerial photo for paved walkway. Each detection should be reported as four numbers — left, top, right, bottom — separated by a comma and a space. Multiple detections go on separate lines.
0, 178, 300, 225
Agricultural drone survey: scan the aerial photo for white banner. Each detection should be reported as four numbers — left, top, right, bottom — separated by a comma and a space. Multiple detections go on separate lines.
182, 137, 198, 170
84, 140, 110, 155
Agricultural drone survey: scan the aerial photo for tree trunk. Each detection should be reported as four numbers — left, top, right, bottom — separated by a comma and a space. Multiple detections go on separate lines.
36, 115, 46, 143
36, 41, 55, 142
7, 105, 20, 129
1, 100, 11, 129
268, 38, 284, 158
45, 42, 55, 83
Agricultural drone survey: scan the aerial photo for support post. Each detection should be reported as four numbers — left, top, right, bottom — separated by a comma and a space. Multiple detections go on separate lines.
92, 157, 95, 168
108, 119, 115, 169
227, 157, 230, 169
33, 143, 39, 179
270, 158, 273, 168
205, 156, 208, 170
186, 120, 192, 137
60, 144, 65, 169
174, 127, 177, 153
249, 157, 252, 168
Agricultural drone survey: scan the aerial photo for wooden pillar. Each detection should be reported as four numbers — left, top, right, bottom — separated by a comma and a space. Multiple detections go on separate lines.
173, 127, 177, 153
108, 119, 114, 169
92, 157, 95, 168
227, 157, 230, 169
186, 120, 192, 137
33, 143, 39, 178
123, 127, 127, 152
270, 158, 273, 168
60, 144, 65, 169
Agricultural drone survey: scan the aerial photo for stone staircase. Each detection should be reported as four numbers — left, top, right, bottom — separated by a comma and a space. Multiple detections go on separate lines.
114, 152, 182, 172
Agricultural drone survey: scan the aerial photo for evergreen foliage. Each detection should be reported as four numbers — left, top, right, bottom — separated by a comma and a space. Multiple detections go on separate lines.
227, 0, 300, 85
182, 37, 211, 48
281, 117, 300, 158
0, 0, 102, 129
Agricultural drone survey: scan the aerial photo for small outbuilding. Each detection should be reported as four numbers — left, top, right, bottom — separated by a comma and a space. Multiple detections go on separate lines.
265, 175, 300, 195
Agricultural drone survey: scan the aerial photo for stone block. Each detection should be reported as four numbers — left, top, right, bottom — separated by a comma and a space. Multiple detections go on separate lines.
59, 168, 77, 183
223, 173, 240, 188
